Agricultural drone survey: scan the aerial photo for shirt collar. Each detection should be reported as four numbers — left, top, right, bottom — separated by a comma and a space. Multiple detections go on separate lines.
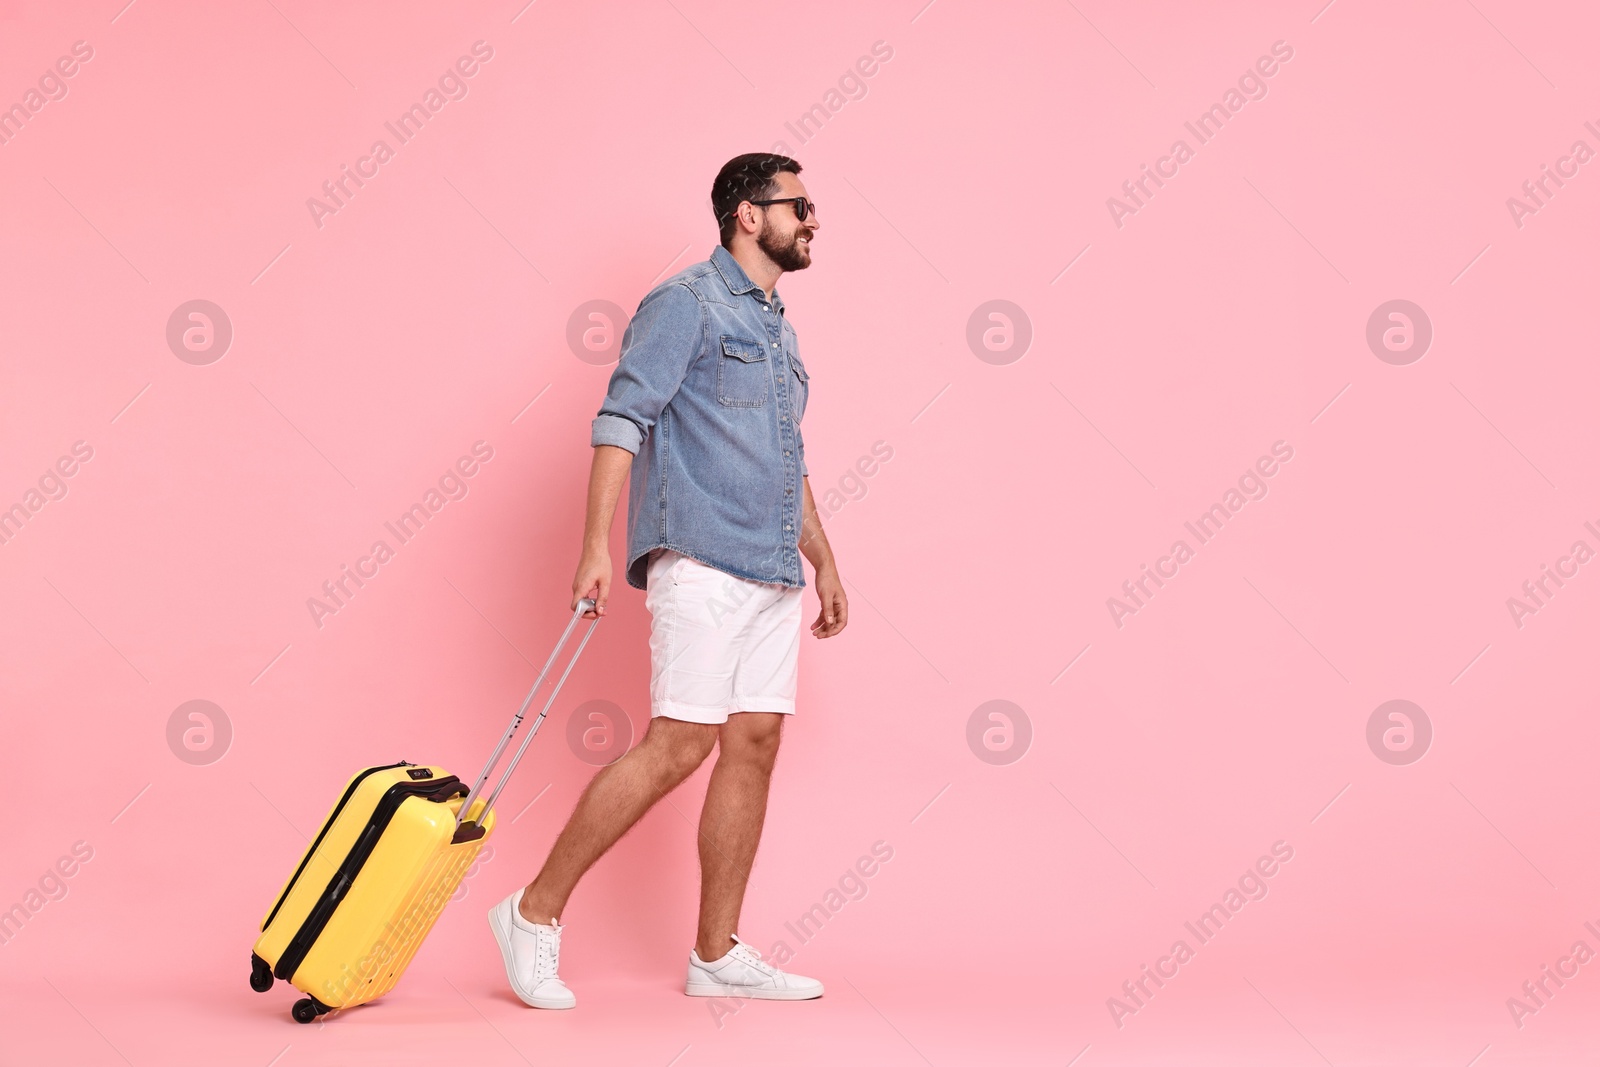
711, 245, 785, 315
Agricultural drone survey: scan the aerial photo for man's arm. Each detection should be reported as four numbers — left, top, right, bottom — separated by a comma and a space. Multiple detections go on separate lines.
572, 444, 633, 618
579, 283, 701, 618
590, 284, 702, 456
799, 476, 847, 638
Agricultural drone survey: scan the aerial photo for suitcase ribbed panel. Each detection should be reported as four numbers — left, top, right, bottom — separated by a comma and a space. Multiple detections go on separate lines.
356, 817, 491, 1004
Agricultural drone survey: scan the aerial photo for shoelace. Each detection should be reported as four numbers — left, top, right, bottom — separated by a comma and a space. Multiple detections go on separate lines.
729, 934, 780, 978
534, 920, 563, 980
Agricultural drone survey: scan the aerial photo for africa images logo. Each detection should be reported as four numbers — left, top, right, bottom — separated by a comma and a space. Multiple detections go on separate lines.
306, 442, 494, 629
1106, 441, 1295, 628
1106, 40, 1295, 229
305, 41, 495, 229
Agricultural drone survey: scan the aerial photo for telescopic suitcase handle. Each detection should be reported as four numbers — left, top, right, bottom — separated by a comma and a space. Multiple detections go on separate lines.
454, 599, 600, 839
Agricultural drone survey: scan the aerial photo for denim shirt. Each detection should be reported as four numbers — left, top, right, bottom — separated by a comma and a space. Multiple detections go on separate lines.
591, 246, 811, 591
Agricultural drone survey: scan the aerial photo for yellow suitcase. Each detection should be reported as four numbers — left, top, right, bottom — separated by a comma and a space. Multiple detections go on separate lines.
249, 600, 600, 1023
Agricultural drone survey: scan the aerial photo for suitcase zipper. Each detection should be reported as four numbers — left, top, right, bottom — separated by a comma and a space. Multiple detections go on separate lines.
274, 776, 466, 982
262, 761, 411, 931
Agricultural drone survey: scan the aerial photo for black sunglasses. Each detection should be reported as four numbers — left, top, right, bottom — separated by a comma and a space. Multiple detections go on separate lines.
748, 196, 818, 223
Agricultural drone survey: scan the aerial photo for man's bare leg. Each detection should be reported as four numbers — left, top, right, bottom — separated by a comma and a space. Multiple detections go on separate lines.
518, 717, 718, 925
693, 712, 784, 961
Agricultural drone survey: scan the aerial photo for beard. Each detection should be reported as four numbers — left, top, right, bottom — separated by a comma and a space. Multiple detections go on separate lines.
758, 219, 813, 271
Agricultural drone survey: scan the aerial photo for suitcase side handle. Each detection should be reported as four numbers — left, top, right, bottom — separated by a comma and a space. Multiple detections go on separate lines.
455, 598, 601, 835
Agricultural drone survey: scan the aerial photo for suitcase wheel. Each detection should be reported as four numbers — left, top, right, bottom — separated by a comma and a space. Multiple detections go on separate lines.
249, 954, 273, 993
292, 997, 331, 1024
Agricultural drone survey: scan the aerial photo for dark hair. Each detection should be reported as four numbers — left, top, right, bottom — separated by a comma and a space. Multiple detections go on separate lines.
712, 153, 802, 249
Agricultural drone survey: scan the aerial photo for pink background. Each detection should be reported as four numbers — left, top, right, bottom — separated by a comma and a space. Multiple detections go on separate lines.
3, 0, 1598, 1063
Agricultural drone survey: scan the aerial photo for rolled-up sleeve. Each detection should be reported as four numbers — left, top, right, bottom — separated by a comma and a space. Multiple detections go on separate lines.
590, 284, 703, 454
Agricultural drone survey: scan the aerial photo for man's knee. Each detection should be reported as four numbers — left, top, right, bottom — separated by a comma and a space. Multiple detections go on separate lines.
645, 719, 718, 781
720, 714, 783, 766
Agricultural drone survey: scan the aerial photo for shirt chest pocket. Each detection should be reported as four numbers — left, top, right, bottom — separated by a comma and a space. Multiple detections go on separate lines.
717, 336, 771, 407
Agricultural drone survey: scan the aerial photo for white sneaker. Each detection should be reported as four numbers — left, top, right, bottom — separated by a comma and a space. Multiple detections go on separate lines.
684, 935, 823, 1000
488, 888, 576, 1009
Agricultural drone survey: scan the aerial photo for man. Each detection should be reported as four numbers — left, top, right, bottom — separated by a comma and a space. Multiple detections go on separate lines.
489, 153, 848, 1009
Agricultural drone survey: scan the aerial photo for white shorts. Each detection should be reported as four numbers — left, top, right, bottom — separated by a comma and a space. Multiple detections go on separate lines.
645, 549, 803, 724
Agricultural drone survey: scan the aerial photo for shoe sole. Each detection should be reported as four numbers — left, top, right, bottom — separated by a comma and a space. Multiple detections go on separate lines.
488, 905, 576, 1010
684, 981, 823, 1001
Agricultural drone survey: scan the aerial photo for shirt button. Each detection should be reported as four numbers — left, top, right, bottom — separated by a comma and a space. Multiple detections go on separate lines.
784, 450, 790, 456
771, 342, 779, 348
